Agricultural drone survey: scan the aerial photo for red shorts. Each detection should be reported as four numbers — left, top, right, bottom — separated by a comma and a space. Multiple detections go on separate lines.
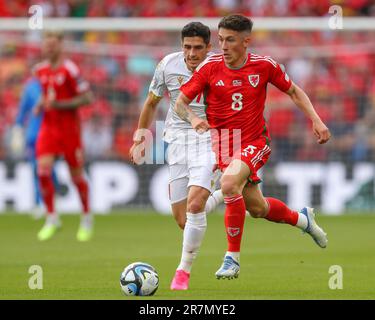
218, 136, 271, 184
36, 127, 84, 168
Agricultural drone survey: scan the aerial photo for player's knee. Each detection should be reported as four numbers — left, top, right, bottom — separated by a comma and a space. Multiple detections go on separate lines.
37, 164, 52, 178
72, 174, 84, 185
220, 178, 241, 197
187, 198, 205, 214
70, 167, 83, 180
248, 204, 268, 218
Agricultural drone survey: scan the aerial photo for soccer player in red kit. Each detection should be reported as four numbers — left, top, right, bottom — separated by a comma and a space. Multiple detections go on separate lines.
33, 31, 94, 241
175, 15, 331, 279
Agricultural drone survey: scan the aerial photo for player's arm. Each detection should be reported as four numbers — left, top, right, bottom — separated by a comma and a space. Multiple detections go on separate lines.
286, 82, 331, 144
51, 90, 94, 109
130, 56, 170, 164
174, 92, 210, 133
129, 92, 162, 164
136, 92, 162, 137
175, 63, 211, 133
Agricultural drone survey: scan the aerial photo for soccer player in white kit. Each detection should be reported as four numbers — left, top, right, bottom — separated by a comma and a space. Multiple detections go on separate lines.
129, 22, 223, 290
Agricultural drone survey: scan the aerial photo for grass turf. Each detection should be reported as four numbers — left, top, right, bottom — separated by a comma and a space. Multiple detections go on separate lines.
0, 211, 374, 300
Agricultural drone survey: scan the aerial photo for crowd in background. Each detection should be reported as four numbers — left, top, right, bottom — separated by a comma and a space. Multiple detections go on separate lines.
0, 1, 374, 163
1, 0, 375, 17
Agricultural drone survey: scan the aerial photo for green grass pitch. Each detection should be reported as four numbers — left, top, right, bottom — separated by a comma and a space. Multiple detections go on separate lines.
0, 211, 374, 300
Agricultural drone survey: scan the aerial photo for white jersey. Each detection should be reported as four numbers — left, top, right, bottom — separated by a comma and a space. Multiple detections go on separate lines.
149, 51, 211, 145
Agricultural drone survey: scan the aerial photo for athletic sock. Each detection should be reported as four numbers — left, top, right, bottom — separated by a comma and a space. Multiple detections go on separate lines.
45, 213, 60, 226
80, 213, 93, 229
38, 171, 55, 214
72, 176, 89, 214
225, 251, 240, 263
205, 189, 223, 213
224, 195, 246, 252
177, 212, 207, 273
265, 197, 307, 229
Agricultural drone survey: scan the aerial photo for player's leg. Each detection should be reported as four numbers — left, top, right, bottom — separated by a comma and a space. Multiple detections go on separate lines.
204, 167, 224, 213
37, 154, 61, 240
242, 183, 299, 223
169, 163, 189, 229
171, 143, 218, 290
242, 182, 327, 248
215, 159, 249, 279
171, 199, 188, 230
69, 164, 93, 241
64, 140, 92, 241
171, 184, 210, 290
167, 143, 190, 229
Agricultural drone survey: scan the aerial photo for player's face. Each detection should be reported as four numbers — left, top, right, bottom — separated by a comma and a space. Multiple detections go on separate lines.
182, 36, 211, 71
218, 28, 250, 68
42, 35, 62, 61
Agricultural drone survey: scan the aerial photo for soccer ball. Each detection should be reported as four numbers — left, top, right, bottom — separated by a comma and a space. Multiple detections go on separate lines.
120, 262, 159, 296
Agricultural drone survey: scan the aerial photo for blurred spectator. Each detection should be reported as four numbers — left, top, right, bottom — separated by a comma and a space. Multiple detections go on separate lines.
2, 0, 374, 17
82, 113, 113, 160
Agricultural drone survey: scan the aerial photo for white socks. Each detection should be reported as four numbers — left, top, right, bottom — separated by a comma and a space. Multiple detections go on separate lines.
46, 213, 60, 226
296, 212, 308, 230
177, 212, 207, 273
226, 251, 240, 263
204, 189, 223, 213
80, 213, 93, 229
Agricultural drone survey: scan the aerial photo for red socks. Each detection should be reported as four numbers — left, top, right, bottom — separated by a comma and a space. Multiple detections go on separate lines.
223, 195, 298, 253
265, 197, 298, 226
224, 195, 246, 252
38, 168, 55, 214
72, 176, 89, 214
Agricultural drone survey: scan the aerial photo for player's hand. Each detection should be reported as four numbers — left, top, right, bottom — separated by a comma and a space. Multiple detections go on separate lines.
191, 116, 210, 134
313, 120, 331, 144
129, 141, 145, 165
44, 96, 55, 110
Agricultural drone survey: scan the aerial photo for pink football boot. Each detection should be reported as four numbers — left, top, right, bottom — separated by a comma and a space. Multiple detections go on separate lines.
170, 270, 190, 290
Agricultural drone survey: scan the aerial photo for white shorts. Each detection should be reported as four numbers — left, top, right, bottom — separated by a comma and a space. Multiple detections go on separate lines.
167, 142, 216, 204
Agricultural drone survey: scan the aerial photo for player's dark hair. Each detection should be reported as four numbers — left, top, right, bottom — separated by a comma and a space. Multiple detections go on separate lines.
181, 22, 211, 45
218, 14, 253, 33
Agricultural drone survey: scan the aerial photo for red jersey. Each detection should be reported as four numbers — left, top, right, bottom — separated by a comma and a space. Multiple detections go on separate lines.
180, 53, 292, 146
33, 59, 89, 134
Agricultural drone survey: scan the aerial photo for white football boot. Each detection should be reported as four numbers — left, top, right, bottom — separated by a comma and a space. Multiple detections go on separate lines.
300, 207, 328, 248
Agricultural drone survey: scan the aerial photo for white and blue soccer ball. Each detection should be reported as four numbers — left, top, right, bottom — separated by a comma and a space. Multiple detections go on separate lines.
120, 262, 159, 296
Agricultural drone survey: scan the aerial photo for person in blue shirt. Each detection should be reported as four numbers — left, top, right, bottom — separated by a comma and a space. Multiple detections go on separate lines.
11, 77, 59, 218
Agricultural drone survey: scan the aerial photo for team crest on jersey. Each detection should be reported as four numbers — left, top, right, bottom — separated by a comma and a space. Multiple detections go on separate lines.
55, 73, 66, 85
248, 75, 259, 87
177, 76, 184, 85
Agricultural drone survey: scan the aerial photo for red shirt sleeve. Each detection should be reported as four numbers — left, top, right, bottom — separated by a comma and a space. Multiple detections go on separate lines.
180, 62, 210, 101
65, 60, 90, 95
269, 61, 292, 92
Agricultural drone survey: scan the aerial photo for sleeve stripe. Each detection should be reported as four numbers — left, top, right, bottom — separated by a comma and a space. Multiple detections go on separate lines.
64, 59, 80, 77
196, 57, 222, 72
250, 56, 277, 68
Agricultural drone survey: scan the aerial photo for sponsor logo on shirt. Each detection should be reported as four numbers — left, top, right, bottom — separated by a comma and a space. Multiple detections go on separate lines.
55, 73, 66, 85
232, 80, 242, 86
